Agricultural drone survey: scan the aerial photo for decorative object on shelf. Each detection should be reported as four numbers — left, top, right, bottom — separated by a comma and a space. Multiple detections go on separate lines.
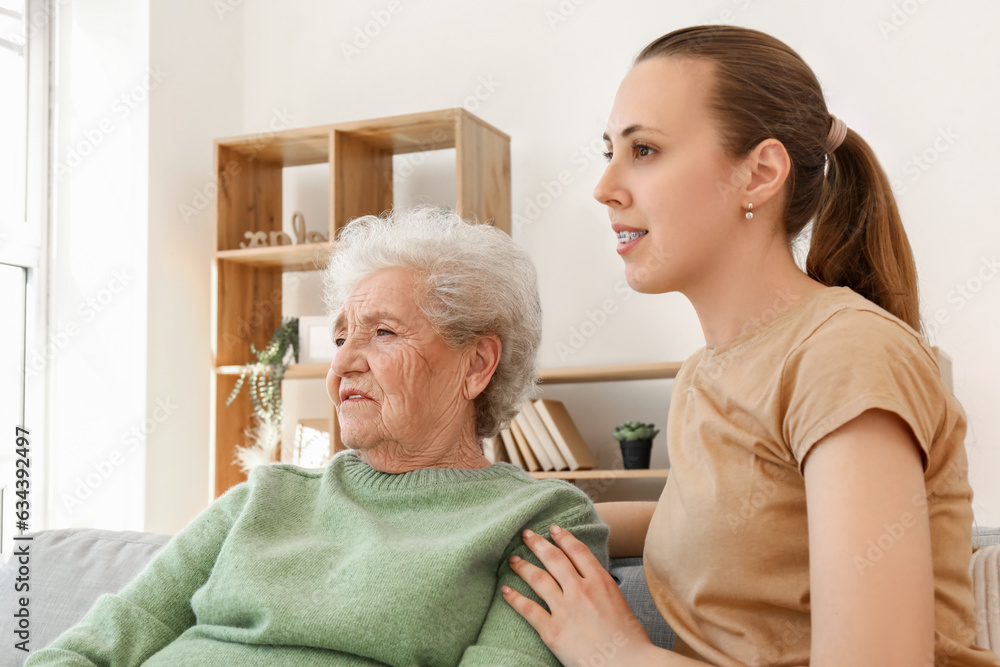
612, 421, 660, 470
225, 317, 300, 472
298, 315, 336, 363
291, 211, 329, 244
237, 211, 329, 249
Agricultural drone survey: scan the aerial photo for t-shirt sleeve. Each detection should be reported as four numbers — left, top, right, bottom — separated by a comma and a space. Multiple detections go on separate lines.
25, 484, 250, 666
458, 501, 610, 667
781, 308, 946, 472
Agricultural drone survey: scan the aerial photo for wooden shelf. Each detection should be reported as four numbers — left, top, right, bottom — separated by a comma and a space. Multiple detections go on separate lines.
529, 468, 669, 480
216, 361, 683, 383
538, 361, 682, 384
215, 243, 336, 271
215, 362, 330, 378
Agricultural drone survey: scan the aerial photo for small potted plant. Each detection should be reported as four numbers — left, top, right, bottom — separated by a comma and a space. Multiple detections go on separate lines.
612, 421, 660, 469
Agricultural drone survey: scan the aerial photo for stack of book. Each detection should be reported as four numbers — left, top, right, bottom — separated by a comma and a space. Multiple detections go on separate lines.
482, 399, 596, 471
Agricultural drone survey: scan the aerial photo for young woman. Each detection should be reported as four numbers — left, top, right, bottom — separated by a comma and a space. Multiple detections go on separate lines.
502, 26, 1000, 667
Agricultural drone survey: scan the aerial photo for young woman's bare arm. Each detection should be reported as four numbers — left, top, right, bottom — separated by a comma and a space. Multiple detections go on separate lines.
596, 501, 659, 557
804, 408, 935, 666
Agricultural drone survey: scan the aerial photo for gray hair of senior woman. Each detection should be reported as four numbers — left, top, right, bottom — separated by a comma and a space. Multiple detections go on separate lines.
323, 207, 542, 440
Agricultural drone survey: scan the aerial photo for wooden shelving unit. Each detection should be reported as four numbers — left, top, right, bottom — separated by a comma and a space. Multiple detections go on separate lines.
528, 362, 678, 482
212, 108, 511, 497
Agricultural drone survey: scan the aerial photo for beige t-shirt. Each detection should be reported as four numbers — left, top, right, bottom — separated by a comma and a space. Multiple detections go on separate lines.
644, 286, 999, 667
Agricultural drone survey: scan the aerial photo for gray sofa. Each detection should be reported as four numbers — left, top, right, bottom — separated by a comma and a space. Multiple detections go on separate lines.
2, 526, 998, 664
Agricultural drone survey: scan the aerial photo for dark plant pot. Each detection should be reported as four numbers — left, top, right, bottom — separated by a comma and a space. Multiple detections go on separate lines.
619, 439, 652, 469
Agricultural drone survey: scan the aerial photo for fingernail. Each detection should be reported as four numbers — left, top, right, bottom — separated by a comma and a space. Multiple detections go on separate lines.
502, 585, 513, 595
550, 524, 562, 535
509, 555, 521, 564
523, 529, 535, 538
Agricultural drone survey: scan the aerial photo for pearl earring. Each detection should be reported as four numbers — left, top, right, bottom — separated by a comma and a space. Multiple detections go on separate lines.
745, 203, 754, 219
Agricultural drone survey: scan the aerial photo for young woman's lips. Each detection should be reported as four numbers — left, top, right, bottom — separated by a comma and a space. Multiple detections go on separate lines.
616, 230, 648, 255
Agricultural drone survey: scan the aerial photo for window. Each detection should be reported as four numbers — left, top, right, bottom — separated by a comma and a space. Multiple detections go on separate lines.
0, 0, 28, 228
0, 0, 49, 553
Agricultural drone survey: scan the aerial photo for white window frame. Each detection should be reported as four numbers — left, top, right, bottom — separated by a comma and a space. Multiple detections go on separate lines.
0, 0, 54, 541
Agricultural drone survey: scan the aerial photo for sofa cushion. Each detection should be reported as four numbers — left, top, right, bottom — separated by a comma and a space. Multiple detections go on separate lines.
974, 526, 1000, 549
0, 528, 171, 665
609, 557, 676, 650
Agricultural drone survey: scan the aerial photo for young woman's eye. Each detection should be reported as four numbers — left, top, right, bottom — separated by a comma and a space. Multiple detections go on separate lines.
602, 149, 613, 163
633, 142, 654, 158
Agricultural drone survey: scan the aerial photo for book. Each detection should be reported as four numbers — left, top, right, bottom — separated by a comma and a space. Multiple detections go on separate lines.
482, 435, 504, 463
509, 420, 541, 472
520, 401, 568, 471
513, 410, 553, 471
532, 399, 597, 471
499, 428, 524, 469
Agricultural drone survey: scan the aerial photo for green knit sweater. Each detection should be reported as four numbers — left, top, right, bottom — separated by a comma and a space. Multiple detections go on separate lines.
27, 451, 609, 666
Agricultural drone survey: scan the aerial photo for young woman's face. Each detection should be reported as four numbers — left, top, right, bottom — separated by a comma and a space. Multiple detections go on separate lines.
595, 57, 748, 295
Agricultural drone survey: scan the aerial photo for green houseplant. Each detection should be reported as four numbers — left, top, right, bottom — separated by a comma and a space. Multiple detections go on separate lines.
226, 317, 299, 472
612, 421, 660, 469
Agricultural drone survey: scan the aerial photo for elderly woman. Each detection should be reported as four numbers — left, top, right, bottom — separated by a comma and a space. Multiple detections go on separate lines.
28, 208, 609, 666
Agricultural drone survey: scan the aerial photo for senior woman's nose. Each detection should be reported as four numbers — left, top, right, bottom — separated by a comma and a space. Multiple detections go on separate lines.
330, 336, 368, 377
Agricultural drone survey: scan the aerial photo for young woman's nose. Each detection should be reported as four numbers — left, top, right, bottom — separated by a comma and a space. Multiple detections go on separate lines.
593, 157, 631, 209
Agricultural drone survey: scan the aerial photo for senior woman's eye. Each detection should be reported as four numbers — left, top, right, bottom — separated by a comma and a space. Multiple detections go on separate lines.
376, 328, 395, 337
334, 337, 345, 347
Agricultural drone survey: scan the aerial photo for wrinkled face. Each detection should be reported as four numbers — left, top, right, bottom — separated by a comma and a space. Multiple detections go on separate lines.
594, 57, 748, 295
327, 267, 471, 453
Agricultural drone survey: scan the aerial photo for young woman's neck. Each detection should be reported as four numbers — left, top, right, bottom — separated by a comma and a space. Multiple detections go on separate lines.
686, 235, 827, 350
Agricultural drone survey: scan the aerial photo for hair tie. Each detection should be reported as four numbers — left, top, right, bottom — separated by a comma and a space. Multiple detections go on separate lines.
825, 115, 848, 153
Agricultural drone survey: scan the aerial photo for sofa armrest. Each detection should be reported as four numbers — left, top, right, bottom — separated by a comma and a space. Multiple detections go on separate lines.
0, 529, 171, 665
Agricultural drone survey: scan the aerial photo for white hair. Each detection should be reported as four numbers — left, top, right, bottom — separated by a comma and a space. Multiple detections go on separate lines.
323, 207, 542, 439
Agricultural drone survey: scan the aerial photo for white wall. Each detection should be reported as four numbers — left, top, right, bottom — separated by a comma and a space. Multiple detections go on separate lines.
50, 0, 1000, 531
43, 0, 150, 530
144, 0, 245, 534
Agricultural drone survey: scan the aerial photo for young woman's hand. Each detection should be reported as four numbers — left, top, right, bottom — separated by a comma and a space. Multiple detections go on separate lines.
502, 524, 658, 667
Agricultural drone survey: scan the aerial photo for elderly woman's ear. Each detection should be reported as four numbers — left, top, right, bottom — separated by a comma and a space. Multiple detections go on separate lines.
463, 335, 502, 400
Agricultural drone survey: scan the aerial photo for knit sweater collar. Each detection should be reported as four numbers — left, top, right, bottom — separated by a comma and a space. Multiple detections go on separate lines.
334, 450, 525, 490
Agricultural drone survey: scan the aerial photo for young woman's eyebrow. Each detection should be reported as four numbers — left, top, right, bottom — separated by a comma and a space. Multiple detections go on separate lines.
602, 124, 667, 142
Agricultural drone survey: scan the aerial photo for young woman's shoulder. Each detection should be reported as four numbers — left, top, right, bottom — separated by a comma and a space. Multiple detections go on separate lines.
790, 286, 939, 371
781, 287, 953, 470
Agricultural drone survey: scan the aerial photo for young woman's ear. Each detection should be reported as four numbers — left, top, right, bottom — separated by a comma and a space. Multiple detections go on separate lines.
743, 138, 791, 209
